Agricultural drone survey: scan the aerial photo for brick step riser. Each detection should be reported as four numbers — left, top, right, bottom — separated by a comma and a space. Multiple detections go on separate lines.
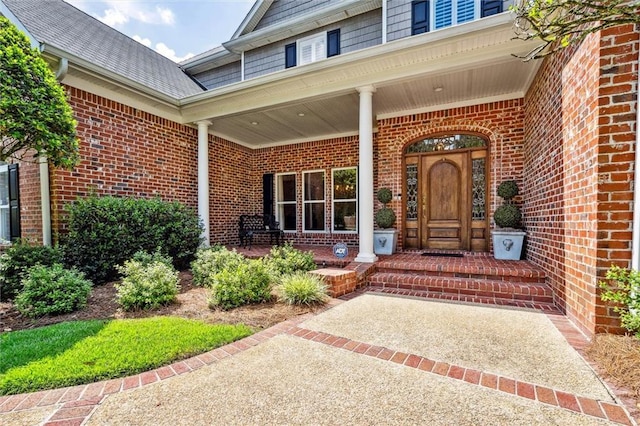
376, 267, 546, 284
369, 275, 554, 304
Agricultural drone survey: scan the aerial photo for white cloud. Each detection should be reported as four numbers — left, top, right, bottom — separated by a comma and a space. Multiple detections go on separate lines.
132, 35, 152, 47
155, 42, 194, 63
94, 1, 176, 27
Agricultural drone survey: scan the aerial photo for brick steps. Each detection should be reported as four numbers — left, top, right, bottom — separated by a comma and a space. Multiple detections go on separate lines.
368, 253, 555, 311
369, 273, 554, 306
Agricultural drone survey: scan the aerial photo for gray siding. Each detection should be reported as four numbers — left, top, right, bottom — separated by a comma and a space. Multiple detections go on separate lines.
255, 0, 334, 30
245, 9, 382, 80
386, 0, 412, 42
192, 62, 241, 90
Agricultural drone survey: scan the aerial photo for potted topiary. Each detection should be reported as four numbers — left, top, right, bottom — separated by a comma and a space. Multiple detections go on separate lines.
373, 187, 398, 255
491, 180, 526, 260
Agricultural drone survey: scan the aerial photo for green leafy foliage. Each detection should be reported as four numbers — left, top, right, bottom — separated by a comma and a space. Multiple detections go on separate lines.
115, 259, 180, 311
493, 204, 522, 229
278, 272, 328, 306
63, 196, 203, 284
0, 16, 79, 168
263, 243, 316, 279
0, 317, 252, 395
497, 180, 519, 201
375, 207, 396, 229
0, 240, 63, 301
511, 0, 640, 60
599, 266, 640, 337
377, 187, 393, 204
191, 246, 246, 287
130, 249, 174, 268
14, 264, 92, 318
208, 260, 272, 310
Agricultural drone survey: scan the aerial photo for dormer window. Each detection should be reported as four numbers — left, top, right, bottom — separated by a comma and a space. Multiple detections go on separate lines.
285, 29, 341, 69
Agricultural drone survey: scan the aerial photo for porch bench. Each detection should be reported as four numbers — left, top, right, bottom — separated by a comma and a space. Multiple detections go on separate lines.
238, 214, 284, 249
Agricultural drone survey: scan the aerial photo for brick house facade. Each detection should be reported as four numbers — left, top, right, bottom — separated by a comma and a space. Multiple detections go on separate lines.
2, 0, 639, 336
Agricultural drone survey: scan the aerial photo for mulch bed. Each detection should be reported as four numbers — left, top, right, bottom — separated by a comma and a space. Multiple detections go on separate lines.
0, 271, 314, 332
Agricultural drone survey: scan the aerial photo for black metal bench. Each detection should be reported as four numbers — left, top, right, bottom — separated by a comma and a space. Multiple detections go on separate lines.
238, 214, 284, 249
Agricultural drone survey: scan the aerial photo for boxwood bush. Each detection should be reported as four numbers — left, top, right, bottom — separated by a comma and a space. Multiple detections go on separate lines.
63, 196, 203, 284
0, 240, 63, 302
14, 264, 92, 318
191, 246, 246, 287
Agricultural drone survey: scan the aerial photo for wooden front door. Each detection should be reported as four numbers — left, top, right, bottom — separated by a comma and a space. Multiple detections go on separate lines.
422, 153, 468, 249
404, 137, 488, 251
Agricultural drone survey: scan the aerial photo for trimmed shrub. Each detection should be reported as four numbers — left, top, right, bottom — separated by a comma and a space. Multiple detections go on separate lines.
208, 260, 272, 310
63, 196, 203, 284
0, 240, 64, 302
263, 243, 316, 279
191, 246, 246, 287
115, 259, 180, 311
14, 264, 92, 318
493, 203, 522, 229
599, 266, 640, 337
278, 272, 328, 306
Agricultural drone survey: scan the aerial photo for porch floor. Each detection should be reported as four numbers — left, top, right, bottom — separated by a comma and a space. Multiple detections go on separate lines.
232, 244, 559, 314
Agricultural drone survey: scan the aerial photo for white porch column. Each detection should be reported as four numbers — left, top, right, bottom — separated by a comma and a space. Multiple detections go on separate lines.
39, 157, 52, 246
196, 120, 212, 247
355, 86, 378, 263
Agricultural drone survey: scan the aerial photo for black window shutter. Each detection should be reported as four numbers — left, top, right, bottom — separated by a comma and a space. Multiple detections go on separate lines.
481, 0, 503, 17
327, 29, 340, 57
8, 164, 20, 240
263, 173, 274, 216
411, 0, 429, 35
285, 43, 297, 68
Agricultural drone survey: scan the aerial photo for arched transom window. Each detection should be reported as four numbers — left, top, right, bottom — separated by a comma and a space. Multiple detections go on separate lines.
406, 134, 487, 153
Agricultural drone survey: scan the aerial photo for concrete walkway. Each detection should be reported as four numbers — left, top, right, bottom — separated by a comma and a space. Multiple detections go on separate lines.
0, 293, 636, 425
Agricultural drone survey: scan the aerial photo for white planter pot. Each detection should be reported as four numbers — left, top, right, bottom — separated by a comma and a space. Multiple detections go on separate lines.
492, 229, 526, 260
374, 229, 398, 255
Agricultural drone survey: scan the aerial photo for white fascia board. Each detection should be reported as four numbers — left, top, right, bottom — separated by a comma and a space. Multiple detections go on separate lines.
42, 44, 180, 108
0, 2, 40, 49
223, 0, 381, 53
231, 0, 272, 40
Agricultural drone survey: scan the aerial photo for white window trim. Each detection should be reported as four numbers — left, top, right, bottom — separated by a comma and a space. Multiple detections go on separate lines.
332, 167, 358, 234
302, 169, 326, 233
431, 0, 480, 31
297, 32, 326, 66
275, 172, 297, 233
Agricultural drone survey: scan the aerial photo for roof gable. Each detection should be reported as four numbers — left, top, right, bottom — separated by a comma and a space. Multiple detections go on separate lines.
2, 0, 204, 99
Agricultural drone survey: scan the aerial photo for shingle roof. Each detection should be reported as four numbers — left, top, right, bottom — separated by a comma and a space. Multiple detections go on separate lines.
2, 0, 204, 99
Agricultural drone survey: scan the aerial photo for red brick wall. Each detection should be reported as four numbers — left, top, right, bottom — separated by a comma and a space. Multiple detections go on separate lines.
50, 87, 199, 239
524, 25, 639, 336
253, 136, 360, 246
209, 136, 254, 245
376, 100, 526, 249
595, 25, 639, 333
18, 160, 44, 242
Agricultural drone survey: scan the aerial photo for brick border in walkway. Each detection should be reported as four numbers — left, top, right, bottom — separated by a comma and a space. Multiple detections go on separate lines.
0, 295, 636, 426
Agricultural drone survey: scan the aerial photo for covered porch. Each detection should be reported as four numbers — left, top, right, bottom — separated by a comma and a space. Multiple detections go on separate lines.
233, 244, 557, 313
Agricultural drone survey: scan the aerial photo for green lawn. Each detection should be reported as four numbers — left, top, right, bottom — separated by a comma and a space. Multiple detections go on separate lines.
0, 317, 252, 395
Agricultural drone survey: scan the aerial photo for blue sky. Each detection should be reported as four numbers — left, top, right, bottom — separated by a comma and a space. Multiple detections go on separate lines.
65, 0, 255, 62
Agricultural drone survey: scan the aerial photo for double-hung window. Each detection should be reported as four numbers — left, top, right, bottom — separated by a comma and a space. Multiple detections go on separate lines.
303, 170, 325, 232
332, 168, 357, 233
276, 173, 297, 232
285, 29, 341, 68
412, 0, 503, 34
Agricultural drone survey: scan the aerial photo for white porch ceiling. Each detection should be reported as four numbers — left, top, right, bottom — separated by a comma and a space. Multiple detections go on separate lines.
184, 14, 542, 148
